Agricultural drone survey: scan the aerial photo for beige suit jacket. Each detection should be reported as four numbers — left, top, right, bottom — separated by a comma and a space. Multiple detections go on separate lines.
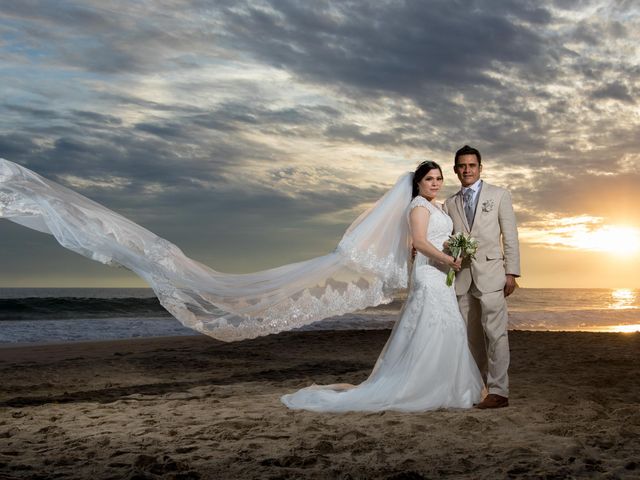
443, 181, 520, 295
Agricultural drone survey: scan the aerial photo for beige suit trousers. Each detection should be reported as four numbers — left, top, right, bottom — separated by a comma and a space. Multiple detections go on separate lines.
457, 281, 510, 397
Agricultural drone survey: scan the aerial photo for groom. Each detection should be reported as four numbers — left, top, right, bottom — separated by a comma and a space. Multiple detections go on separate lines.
444, 145, 520, 409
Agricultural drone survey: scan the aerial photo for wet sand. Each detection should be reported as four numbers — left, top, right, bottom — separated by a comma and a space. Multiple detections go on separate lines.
0, 330, 638, 479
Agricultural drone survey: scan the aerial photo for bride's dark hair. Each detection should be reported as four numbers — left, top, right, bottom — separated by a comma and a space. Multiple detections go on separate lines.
412, 161, 443, 198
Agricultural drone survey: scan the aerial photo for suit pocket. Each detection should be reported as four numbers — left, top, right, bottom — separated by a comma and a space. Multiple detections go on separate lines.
485, 249, 504, 260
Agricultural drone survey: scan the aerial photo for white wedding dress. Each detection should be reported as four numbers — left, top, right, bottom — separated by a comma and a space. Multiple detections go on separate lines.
281, 196, 483, 412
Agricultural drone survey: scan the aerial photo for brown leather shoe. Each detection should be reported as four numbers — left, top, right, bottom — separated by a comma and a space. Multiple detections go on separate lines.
476, 394, 509, 409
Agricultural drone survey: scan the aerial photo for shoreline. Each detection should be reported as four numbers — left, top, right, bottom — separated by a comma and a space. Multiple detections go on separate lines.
1, 329, 639, 479
0, 333, 203, 351
1, 326, 638, 351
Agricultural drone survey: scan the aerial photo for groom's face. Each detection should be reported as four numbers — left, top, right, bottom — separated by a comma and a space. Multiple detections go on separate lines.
454, 154, 482, 187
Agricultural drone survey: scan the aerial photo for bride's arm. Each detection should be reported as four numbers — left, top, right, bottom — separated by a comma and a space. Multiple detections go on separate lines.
409, 207, 461, 271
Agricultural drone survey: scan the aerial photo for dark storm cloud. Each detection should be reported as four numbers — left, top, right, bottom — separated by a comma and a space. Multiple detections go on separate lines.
551, 0, 592, 8
0, 133, 40, 158
591, 83, 635, 104
71, 110, 123, 126
5, 104, 61, 120
2, 99, 272, 186
0, 1, 112, 30
0, 0, 222, 74
0, 100, 343, 198
186, 102, 341, 136
216, 0, 553, 96
325, 123, 399, 146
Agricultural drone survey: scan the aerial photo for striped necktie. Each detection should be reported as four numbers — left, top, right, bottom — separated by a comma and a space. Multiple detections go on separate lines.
463, 189, 474, 227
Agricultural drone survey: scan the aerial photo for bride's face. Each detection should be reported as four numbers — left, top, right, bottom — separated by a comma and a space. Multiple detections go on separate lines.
418, 168, 443, 200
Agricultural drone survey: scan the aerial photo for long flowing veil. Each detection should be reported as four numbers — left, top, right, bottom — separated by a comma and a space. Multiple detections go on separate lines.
0, 159, 412, 341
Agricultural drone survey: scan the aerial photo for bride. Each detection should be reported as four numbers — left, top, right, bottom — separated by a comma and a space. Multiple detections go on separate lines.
0, 158, 482, 411
281, 161, 483, 411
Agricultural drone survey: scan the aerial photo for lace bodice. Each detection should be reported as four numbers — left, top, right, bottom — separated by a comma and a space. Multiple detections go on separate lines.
408, 196, 452, 268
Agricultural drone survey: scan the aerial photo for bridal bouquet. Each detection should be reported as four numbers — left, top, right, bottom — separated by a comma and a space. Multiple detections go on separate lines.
446, 232, 478, 286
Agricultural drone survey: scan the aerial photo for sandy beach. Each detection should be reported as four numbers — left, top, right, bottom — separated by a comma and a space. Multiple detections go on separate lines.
0, 329, 638, 479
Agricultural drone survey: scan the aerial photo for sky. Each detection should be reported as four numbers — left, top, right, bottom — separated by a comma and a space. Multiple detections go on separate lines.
1, 0, 639, 289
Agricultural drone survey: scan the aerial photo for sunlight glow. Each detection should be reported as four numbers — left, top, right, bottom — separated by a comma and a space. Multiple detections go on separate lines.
570, 225, 640, 255
520, 216, 640, 255
607, 324, 640, 333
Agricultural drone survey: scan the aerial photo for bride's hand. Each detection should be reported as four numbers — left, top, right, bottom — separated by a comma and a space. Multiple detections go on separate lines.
444, 256, 462, 271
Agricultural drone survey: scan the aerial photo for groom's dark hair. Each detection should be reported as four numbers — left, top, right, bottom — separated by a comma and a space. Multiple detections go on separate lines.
454, 145, 482, 165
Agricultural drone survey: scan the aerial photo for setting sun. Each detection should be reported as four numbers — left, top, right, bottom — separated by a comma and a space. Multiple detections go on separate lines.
608, 324, 640, 333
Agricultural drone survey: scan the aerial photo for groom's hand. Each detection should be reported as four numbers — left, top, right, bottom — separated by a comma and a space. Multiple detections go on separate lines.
504, 274, 517, 297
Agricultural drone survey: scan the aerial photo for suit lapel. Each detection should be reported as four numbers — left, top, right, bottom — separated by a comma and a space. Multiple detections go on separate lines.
471, 181, 486, 233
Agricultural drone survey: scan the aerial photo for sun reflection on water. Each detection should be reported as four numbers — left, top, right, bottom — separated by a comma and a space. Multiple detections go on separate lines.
608, 288, 637, 310
573, 324, 640, 333
573, 289, 639, 332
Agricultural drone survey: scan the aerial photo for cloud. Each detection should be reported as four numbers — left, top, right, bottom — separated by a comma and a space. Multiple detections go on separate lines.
591, 82, 635, 103
1, 0, 640, 285
216, 1, 555, 95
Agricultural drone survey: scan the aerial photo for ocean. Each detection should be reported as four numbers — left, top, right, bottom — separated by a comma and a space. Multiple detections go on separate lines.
0, 288, 639, 345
